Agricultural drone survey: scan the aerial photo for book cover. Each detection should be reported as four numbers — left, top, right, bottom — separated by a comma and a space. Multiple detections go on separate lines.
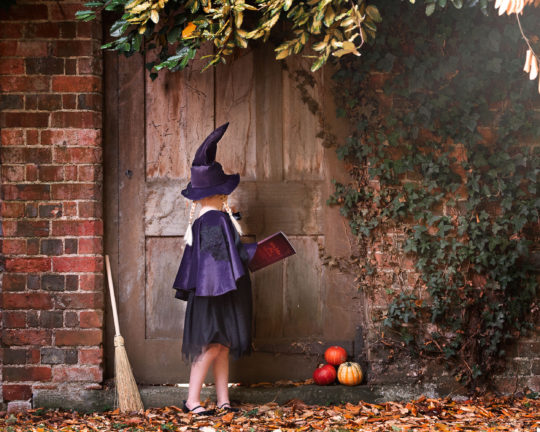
248, 232, 296, 272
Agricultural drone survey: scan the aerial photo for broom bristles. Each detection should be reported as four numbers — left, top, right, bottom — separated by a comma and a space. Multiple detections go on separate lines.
114, 335, 144, 412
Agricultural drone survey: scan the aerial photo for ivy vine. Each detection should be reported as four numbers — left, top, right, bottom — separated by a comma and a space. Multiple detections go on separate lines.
329, 2, 539, 387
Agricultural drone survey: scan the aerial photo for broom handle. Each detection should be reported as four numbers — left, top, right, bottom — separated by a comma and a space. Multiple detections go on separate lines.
105, 255, 121, 337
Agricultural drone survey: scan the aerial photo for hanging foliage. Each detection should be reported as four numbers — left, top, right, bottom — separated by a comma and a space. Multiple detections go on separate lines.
329, 2, 539, 387
75, 0, 487, 76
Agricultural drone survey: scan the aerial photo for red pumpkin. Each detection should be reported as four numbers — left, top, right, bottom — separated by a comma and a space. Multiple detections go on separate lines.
324, 346, 347, 366
313, 364, 336, 386
337, 362, 363, 386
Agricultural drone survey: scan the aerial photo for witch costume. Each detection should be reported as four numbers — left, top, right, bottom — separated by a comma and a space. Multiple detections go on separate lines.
173, 123, 256, 362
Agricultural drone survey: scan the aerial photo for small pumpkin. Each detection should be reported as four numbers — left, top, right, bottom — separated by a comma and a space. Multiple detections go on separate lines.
337, 362, 363, 386
324, 346, 347, 366
313, 364, 336, 386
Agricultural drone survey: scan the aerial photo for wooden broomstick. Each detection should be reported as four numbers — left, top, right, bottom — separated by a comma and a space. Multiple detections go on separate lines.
105, 255, 144, 412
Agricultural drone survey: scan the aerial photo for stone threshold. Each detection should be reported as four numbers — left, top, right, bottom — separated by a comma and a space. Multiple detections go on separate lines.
33, 382, 468, 413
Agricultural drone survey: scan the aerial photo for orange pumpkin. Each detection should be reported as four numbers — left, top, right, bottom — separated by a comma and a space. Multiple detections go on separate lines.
337, 362, 363, 386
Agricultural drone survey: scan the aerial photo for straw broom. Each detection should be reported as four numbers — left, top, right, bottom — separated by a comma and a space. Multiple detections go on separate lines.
105, 255, 144, 412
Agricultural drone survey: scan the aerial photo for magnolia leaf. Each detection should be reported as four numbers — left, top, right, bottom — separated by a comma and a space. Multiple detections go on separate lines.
426, 3, 436, 15
366, 5, 382, 23
275, 48, 290, 60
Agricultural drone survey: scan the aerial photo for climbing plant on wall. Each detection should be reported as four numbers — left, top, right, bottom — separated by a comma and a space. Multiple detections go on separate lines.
329, 2, 539, 386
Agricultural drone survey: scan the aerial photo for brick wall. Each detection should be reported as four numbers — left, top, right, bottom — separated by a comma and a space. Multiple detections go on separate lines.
0, 0, 104, 412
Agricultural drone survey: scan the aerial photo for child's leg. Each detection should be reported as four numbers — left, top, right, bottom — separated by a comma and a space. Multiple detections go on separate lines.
213, 345, 230, 407
186, 344, 221, 411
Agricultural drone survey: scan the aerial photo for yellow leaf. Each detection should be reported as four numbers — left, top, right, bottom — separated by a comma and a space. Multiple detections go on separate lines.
275, 49, 290, 60
530, 54, 538, 80
182, 21, 197, 38
524, 49, 532, 73
150, 9, 159, 23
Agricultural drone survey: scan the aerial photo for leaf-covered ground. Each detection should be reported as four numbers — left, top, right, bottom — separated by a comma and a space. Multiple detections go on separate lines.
1, 396, 538, 431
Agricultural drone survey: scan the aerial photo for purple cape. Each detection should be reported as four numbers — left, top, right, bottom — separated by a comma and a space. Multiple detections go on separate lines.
173, 210, 257, 300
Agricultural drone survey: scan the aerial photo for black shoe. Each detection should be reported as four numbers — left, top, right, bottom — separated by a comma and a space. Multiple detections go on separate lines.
217, 402, 239, 413
182, 400, 215, 416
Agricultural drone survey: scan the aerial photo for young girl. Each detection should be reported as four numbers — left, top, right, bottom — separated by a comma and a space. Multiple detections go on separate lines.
173, 123, 256, 415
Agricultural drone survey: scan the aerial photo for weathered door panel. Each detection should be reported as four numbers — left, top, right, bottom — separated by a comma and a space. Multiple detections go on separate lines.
106, 44, 361, 384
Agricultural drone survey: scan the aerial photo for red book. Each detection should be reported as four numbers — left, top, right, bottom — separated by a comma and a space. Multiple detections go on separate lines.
248, 232, 296, 272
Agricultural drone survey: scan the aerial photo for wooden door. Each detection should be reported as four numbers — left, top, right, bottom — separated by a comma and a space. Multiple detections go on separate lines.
104, 44, 361, 384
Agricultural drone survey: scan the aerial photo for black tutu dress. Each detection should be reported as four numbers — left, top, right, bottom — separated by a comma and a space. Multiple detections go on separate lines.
173, 210, 256, 362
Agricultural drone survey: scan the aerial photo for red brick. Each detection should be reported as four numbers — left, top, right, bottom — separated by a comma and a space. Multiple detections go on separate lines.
1, 129, 24, 146
27, 238, 40, 255
0, 40, 16, 56
5, 257, 51, 273
1, 147, 52, 165
65, 58, 77, 75
3, 366, 51, 382
2, 329, 52, 346
2, 274, 26, 291
25, 94, 38, 110
51, 111, 101, 129
80, 274, 104, 291
26, 164, 38, 181
79, 310, 103, 328
53, 292, 103, 310
2, 201, 25, 218
1, 112, 49, 128
69, 129, 102, 146
2, 165, 25, 182
54, 147, 102, 164
2, 385, 32, 402
53, 40, 93, 57
77, 21, 97, 38
79, 237, 102, 254
26, 129, 39, 145
59, 22, 77, 39
78, 165, 98, 182
27, 349, 41, 364
26, 57, 64, 75
52, 220, 103, 237
0, 3, 48, 20
63, 201, 78, 217
2, 239, 26, 255
0, 22, 23, 39
78, 93, 102, 111
63, 94, 77, 109
2, 220, 18, 236
3, 292, 52, 310
52, 365, 102, 382
2, 184, 51, 201
51, 183, 99, 200
41, 129, 65, 146
52, 76, 100, 93
78, 57, 102, 75
55, 329, 102, 347
25, 22, 60, 39
64, 165, 78, 181
37, 94, 62, 111
52, 256, 103, 273
48, 3, 83, 21
0, 76, 49, 93
0, 58, 24, 75
10, 220, 49, 237
3, 311, 26, 328
78, 201, 102, 218
79, 348, 102, 365
39, 165, 64, 182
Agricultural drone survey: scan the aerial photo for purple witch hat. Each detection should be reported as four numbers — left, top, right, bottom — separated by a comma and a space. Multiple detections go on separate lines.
181, 122, 239, 201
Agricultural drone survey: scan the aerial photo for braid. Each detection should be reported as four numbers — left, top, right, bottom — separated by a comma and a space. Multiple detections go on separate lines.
184, 201, 197, 246
223, 200, 243, 236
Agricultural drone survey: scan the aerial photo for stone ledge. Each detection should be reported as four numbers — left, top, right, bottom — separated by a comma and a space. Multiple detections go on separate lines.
33, 382, 467, 413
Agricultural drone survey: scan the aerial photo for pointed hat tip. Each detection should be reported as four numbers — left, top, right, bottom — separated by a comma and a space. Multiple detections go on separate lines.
192, 122, 231, 166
